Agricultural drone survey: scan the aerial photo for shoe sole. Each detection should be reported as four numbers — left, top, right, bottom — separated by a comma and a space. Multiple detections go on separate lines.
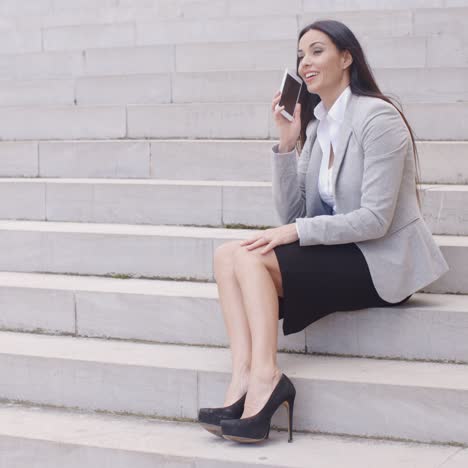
222, 434, 267, 443
200, 422, 223, 437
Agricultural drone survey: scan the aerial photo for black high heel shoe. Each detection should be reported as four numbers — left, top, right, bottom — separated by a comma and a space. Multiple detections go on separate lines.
221, 373, 296, 443
198, 392, 247, 437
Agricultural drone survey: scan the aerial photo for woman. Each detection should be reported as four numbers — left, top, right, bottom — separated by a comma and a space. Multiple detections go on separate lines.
198, 19, 449, 444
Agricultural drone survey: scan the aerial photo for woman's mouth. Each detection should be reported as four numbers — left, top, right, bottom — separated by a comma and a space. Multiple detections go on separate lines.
305, 72, 319, 83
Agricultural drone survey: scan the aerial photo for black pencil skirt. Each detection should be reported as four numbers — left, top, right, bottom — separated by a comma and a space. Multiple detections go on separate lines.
273, 240, 412, 336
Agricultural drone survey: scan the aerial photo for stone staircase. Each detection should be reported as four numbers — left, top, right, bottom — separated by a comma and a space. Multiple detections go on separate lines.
0, 0, 468, 466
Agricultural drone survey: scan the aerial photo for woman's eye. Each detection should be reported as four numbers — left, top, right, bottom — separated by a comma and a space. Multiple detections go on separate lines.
297, 50, 322, 60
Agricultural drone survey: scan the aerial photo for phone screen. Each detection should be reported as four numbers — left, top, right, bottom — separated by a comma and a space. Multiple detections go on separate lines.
279, 74, 302, 116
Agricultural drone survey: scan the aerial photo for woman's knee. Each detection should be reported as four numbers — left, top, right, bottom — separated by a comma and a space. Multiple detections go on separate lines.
232, 247, 284, 296
232, 244, 265, 276
213, 240, 242, 280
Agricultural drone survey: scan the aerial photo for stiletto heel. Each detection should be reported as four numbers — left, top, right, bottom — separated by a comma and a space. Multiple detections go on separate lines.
198, 393, 246, 437
220, 373, 296, 444
284, 394, 295, 442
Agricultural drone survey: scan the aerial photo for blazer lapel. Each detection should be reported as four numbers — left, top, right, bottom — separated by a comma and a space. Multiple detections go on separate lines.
330, 92, 358, 198
303, 91, 359, 213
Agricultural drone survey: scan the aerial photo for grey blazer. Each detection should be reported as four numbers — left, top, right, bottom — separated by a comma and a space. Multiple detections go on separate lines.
271, 91, 449, 303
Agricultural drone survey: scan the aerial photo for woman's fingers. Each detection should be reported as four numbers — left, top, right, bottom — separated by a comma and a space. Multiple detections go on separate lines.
239, 238, 254, 246
271, 91, 281, 111
244, 238, 269, 250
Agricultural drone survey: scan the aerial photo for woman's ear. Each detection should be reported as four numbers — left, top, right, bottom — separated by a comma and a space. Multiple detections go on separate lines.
342, 50, 353, 70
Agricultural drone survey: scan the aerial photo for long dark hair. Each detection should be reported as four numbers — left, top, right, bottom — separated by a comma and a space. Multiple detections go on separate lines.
295, 20, 422, 209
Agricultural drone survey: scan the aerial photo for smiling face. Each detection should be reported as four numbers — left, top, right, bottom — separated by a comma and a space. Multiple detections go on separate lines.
297, 29, 352, 99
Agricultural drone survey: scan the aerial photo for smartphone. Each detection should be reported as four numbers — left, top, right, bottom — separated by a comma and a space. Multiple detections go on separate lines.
275, 68, 303, 122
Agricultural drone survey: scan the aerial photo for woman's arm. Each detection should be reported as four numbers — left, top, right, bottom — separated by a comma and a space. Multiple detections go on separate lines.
270, 124, 315, 224
295, 104, 409, 246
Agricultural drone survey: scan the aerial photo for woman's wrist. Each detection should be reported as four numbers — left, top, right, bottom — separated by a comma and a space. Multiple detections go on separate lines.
278, 141, 296, 153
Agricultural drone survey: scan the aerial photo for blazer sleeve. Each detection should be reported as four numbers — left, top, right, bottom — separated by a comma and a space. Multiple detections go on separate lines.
295, 103, 410, 246
270, 124, 315, 224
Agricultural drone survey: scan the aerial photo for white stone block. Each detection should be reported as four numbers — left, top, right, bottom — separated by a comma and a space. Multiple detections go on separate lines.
122, 0, 227, 19
423, 235, 468, 294
0, 79, 74, 106
150, 140, 272, 181
0, 182, 45, 220
299, 10, 412, 38
362, 36, 427, 69
0, 222, 217, 279
417, 142, 468, 184
162, 0, 227, 19
302, 0, 443, 10
84, 45, 174, 76
446, 0, 468, 5
45, 180, 223, 225
0, 142, 38, 177
374, 68, 468, 103
0, 271, 305, 352
420, 185, 468, 235
427, 34, 468, 67
76, 74, 171, 105
127, 102, 270, 138
229, 0, 302, 16
52, 0, 118, 10
0, 106, 126, 140
0, 28, 42, 54
136, 16, 297, 46
0, 0, 52, 16
405, 103, 468, 140
413, 7, 468, 36
117, 0, 159, 7
44, 23, 135, 51
0, 342, 198, 419
173, 70, 283, 103
0, 51, 84, 80
0, 286, 74, 333
176, 40, 296, 72
16, 6, 167, 29
39, 141, 151, 178
305, 293, 468, 363
223, 183, 279, 226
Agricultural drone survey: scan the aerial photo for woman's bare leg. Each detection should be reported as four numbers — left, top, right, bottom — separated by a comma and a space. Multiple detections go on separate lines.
213, 241, 253, 406
233, 247, 283, 419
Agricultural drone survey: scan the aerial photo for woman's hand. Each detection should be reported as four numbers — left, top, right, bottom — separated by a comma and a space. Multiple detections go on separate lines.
239, 224, 299, 254
272, 90, 302, 149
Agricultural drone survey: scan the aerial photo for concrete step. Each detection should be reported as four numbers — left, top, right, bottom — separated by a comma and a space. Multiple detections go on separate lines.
421, 185, 468, 235
0, 178, 463, 235
1, 140, 466, 184
6, 8, 466, 54
33, 10, 468, 51
1, 271, 468, 363
0, 220, 463, 292
0, 177, 276, 227
0, 68, 467, 107
127, 101, 468, 141
0, 402, 463, 468
0, 101, 462, 140
12, 3, 464, 30
16, 1, 301, 30
0, 105, 126, 140
1, 29, 467, 82
0, 0, 461, 20
1, 330, 468, 444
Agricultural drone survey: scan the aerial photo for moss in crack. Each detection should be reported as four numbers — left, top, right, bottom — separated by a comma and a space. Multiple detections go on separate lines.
224, 223, 273, 230
33, 271, 213, 283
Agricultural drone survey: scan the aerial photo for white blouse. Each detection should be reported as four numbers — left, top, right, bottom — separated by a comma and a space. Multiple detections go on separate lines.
314, 85, 352, 215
